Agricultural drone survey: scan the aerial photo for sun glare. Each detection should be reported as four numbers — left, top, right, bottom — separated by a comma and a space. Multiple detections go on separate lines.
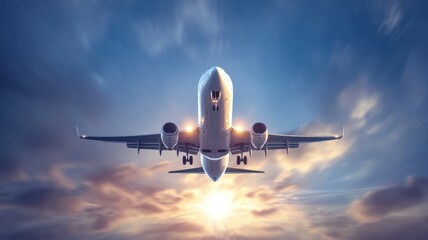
202, 191, 234, 219
234, 125, 243, 132
185, 125, 194, 132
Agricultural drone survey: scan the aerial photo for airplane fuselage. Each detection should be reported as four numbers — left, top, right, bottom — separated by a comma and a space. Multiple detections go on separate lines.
198, 67, 233, 181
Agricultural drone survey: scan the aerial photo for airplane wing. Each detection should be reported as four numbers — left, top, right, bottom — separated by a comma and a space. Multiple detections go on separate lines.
76, 127, 200, 155
230, 127, 343, 155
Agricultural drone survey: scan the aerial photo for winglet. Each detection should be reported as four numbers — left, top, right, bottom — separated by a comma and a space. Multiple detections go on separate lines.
334, 126, 344, 139
76, 126, 86, 139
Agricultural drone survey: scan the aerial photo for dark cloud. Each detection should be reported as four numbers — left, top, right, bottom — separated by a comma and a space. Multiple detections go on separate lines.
92, 211, 123, 231
87, 163, 166, 195
3, 224, 80, 240
310, 215, 358, 239
246, 187, 275, 202
163, 222, 204, 233
0, 1, 112, 183
251, 207, 278, 217
136, 202, 164, 214
140, 221, 205, 239
310, 212, 428, 240
349, 176, 428, 221
4, 187, 82, 214
348, 215, 428, 240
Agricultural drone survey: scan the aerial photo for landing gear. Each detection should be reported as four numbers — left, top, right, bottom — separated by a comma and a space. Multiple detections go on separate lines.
212, 104, 219, 111
182, 155, 193, 165
237, 155, 248, 165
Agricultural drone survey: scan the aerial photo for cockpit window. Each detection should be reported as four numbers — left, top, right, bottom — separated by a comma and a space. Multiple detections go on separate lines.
211, 91, 220, 111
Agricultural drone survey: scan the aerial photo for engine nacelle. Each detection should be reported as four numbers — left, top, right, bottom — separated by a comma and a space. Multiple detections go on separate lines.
161, 122, 179, 150
251, 122, 268, 150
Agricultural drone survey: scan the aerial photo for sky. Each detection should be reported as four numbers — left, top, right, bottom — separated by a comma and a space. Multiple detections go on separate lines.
1, 0, 428, 239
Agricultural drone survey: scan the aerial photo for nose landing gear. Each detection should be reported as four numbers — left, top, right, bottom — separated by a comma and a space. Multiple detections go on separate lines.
237, 155, 247, 165
182, 155, 193, 165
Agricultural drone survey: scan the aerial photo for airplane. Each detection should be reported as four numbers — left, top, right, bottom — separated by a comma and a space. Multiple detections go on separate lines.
77, 66, 343, 182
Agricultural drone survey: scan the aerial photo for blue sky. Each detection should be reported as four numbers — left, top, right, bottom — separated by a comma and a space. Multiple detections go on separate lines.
1, 0, 428, 239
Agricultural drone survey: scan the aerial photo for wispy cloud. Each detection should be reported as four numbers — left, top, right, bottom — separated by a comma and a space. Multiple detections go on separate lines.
373, 0, 403, 35
135, 0, 224, 58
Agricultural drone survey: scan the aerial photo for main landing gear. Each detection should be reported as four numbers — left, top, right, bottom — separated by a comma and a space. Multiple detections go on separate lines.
237, 155, 248, 165
182, 155, 193, 165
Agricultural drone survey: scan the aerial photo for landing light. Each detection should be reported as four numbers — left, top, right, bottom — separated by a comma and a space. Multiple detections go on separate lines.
235, 125, 243, 132
186, 125, 194, 132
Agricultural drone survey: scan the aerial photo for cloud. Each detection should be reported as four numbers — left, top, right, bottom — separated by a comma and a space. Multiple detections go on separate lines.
135, 0, 224, 57
330, 43, 353, 69
145, 221, 204, 235
252, 207, 278, 217
376, 1, 403, 35
348, 215, 428, 240
5, 187, 83, 214
349, 176, 428, 222
310, 211, 428, 240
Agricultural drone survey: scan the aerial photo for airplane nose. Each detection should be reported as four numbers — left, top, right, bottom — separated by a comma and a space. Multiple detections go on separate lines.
208, 67, 222, 84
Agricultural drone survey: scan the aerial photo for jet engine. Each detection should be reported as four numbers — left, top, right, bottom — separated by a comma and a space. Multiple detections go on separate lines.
161, 122, 179, 149
250, 122, 268, 150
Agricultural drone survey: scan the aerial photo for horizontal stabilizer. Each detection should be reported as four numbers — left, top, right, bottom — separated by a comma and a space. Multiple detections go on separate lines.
169, 167, 205, 174
225, 167, 264, 174
168, 167, 264, 174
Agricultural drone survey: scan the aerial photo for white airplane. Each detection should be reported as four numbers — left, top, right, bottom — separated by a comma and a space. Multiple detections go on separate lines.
77, 67, 342, 182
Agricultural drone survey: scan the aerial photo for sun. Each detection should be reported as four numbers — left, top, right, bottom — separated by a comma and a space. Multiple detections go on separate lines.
202, 191, 234, 219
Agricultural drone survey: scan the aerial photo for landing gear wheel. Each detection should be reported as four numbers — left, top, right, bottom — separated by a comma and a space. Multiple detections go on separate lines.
182, 156, 187, 165
243, 156, 248, 165
189, 156, 193, 165
237, 156, 241, 165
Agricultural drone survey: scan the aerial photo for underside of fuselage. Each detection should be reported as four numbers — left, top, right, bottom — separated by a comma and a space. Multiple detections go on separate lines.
198, 67, 233, 181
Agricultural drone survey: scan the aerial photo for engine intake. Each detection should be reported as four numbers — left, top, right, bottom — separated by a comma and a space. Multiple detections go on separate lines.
161, 122, 179, 149
251, 122, 268, 150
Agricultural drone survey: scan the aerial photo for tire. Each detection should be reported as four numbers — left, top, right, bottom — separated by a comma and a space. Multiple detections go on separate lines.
237, 156, 241, 165
182, 156, 187, 165
243, 156, 248, 165
189, 156, 193, 165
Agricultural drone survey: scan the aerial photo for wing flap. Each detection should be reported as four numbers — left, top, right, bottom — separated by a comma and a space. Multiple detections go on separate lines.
267, 143, 299, 150
127, 143, 199, 155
